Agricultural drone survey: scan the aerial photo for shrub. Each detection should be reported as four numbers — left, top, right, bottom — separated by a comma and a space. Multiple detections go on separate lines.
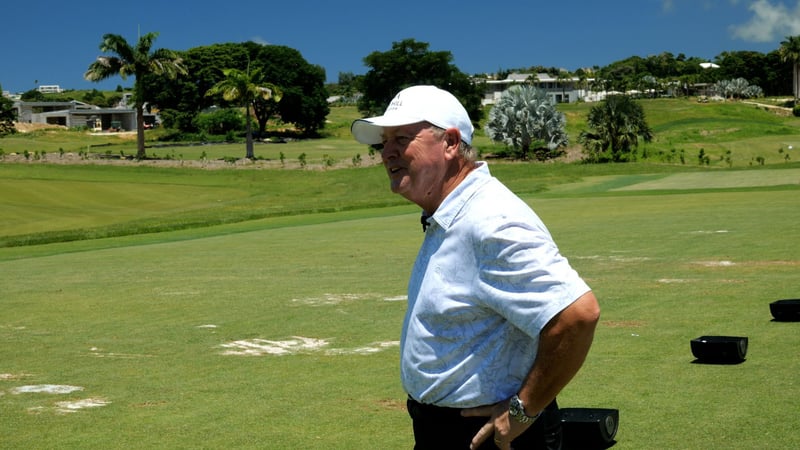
159, 109, 197, 131
193, 108, 245, 135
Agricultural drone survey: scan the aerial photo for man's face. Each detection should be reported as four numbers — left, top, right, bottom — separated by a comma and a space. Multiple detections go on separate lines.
380, 122, 449, 210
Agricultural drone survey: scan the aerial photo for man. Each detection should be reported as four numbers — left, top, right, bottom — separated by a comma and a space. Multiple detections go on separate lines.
351, 85, 600, 450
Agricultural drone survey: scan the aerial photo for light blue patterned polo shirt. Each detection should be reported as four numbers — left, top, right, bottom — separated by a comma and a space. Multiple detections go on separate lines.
400, 162, 591, 408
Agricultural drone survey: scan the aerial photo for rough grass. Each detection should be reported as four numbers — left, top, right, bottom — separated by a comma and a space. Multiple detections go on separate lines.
2, 162, 799, 448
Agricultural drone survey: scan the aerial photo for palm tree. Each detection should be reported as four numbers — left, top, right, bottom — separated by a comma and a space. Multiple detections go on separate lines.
84, 32, 187, 159
578, 95, 653, 163
484, 84, 568, 160
205, 67, 282, 160
779, 35, 800, 101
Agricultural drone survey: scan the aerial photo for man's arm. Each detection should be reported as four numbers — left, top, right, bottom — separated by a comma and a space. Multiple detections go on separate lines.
463, 290, 600, 449
517, 290, 600, 413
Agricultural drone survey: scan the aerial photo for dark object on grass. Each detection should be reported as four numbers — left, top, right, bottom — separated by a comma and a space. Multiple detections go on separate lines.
561, 407, 619, 449
770, 299, 800, 322
690, 336, 748, 364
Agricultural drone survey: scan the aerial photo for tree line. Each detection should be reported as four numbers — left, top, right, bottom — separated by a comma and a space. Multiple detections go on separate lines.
6, 33, 800, 162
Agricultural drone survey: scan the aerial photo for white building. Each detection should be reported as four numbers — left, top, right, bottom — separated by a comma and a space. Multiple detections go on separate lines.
36, 85, 64, 94
480, 73, 593, 105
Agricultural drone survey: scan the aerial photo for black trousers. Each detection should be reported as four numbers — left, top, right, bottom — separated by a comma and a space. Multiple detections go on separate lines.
407, 397, 562, 450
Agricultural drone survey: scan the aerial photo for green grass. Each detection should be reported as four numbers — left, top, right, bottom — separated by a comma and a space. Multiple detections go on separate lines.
558, 98, 800, 166
0, 163, 405, 247
2, 99, 800, 448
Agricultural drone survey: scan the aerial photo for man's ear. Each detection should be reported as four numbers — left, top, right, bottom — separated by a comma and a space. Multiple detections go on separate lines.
443, 128, 461, 159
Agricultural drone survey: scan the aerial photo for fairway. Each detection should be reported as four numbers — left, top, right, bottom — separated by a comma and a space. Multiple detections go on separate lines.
1, 161, 799, 449
544, 167, 800, 194
0, 177, 248, 234
613, 167, 800, 191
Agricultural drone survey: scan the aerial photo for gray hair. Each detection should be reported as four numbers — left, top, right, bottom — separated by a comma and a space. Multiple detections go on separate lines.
430, 125, 476, 163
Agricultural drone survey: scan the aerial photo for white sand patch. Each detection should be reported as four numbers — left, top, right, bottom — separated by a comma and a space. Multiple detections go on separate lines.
291, 293, 368, 306
689, 230, 730, 234
88, 347, 154, 359
220, 337, 399, 357
696, 260, 736, 267
220, 336, 329, 356
54, 398, 110, 413
1, 373, 31, 381
197, 324, 218, 329
27, 398, 111, 414
11, 384, 84, 395
383, 295, 407, 302
325, 341, 400, 355
658, 279, 694, 283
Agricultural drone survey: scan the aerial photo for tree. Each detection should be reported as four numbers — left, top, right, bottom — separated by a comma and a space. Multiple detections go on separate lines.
715, 51, 769, 91
20, 89, 46, 102
779, 35, 800, 101
640, 75, 658, 98
357, 39, 483, 124
250, 44, 328, 136
141, 42, 328, 136
85, 32, 187, 159
712, 78, 763, 99
205, 66, 282, 159
484, 85, 568, 160
556, 70, 574, 102
0, 86, 17, 137
578, 95, 653, 163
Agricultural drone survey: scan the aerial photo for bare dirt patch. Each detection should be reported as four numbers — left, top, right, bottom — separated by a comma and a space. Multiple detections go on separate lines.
376, 398, 407, 412
13, 122, 67, 133
1, 149, 382, 171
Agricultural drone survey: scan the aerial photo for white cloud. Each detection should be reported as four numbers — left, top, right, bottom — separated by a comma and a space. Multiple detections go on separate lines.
251, 36, 272, 46
731, 0, 800, 42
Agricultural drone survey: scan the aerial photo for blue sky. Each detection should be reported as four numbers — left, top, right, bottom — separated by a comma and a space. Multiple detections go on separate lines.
3, 0, 800, 94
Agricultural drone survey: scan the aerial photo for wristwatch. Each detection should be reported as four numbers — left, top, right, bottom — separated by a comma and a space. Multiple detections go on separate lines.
508, 394, 542, 424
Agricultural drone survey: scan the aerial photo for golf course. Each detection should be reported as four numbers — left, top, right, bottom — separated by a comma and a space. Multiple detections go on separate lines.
1, 99, 799, 449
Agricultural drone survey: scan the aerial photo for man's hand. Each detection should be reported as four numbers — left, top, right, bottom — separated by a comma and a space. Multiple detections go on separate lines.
461, 400, 531, 450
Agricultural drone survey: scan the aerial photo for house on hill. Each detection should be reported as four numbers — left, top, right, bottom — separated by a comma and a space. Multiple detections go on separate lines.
13, 95, 155, 131
36, 85, 64, 94
480, 72, 593, 105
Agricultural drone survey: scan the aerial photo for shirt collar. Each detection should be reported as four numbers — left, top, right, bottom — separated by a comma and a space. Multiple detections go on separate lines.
426, 162, 490, 231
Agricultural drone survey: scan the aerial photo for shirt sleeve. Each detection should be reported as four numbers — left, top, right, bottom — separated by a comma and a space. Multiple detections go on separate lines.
471, 203, 590, 339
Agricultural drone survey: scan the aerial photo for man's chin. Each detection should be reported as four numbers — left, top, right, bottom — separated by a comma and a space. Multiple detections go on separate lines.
388, 178, 407, 194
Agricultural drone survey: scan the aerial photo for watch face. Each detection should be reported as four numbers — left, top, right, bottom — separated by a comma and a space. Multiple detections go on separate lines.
509, 396, 523, 416
509, 395, 533, 424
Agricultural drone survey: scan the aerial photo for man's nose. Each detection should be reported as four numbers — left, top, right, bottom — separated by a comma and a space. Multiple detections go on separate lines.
380, 143, 397, 161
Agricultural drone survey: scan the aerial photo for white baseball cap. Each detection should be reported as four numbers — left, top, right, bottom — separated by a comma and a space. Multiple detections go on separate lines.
351, 85, 474, 145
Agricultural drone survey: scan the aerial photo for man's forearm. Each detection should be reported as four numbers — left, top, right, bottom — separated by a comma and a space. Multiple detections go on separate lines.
517, 291, 600, 413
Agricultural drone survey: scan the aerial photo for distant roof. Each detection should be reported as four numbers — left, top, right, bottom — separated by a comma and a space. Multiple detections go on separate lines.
507, 73, 533, 81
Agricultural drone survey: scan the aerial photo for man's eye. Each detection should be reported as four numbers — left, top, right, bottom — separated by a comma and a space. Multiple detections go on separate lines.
395, 136, 411, 145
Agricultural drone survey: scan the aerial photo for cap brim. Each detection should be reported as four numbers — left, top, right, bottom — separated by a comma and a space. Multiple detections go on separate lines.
351, 114, 426, 145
